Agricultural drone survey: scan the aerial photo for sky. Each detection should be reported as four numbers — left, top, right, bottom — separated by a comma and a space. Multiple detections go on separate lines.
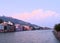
0, 0, 60, 28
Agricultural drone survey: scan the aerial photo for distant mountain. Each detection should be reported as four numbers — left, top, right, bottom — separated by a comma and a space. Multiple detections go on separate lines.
0, 16, 39, 26
0, 16, 51, 30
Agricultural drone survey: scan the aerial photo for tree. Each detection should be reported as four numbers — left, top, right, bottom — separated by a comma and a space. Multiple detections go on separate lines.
54, 24, 60, 31
0, 19, 4, 23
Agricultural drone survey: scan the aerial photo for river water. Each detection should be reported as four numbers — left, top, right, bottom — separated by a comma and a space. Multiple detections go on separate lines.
0, 30, 60, 43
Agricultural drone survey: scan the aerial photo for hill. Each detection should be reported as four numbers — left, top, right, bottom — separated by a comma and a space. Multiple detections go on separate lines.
0, 16, 51, 30
0, 16, 39, 27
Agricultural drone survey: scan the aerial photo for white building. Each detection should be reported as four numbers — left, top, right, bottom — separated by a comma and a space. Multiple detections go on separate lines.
8, 21, 13, 25
0, 24, 4, 30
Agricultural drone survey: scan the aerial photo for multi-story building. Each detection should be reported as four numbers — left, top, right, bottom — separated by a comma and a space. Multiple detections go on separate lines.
0, 19, 16, 32
15, 24, 23, 31
0, 23, 4, 32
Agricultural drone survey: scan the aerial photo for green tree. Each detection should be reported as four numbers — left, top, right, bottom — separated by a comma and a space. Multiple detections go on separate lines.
0, 19, 4, 24
54, 24, 60, 31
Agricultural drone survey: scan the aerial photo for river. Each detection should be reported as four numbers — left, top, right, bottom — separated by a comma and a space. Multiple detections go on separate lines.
0, 30, 60, 43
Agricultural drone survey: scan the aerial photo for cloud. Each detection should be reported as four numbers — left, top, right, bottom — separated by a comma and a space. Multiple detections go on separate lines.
11, 9, 59, 22
9, 9, 60, 27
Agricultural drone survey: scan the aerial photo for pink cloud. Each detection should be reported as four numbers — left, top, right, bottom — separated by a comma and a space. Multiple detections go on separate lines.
11, 9, 59, 22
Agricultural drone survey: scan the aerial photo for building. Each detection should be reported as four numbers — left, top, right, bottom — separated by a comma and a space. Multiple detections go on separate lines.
0, 19, 4, 32
0, 23, 4, 32
15, 24, 23, 31
6, 24, 16, 32
0, 19, 16, 32
4, 21, 16, 32
22, 25, 32, 31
